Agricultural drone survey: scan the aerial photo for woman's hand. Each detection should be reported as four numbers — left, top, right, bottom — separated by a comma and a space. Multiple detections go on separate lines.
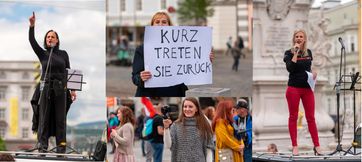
71, 90, 77, 101
293, 43, 301, 54
163, 119, 172, 129
312, 71, 317, 80
140, 70, 152, 82
29, 12, 35, 27
291, 43, 300, 63
209, 48, 215, 63
239, 144, 245, 152
110, 129, 117, 138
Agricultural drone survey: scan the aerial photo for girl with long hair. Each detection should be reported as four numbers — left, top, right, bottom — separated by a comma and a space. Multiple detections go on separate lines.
110, 106, 136, 162
163, 97, 213, 162
212, 100, 244, 162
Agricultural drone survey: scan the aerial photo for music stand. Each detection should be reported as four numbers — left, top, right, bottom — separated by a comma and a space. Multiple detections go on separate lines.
67, 69, 86, 91
330, 72, 361, 155
343, 72, 361, 155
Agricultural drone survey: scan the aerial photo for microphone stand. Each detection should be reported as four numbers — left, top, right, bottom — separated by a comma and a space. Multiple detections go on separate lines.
38, 46, 55, 105
329, 44, 349, 155
32, 45, 54, 154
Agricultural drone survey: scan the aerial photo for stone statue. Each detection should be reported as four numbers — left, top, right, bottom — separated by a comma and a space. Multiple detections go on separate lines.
308, 14, 332, 68
266, 0, 294, 20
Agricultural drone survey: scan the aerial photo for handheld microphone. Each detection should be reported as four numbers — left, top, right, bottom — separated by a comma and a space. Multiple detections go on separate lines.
294, 46, 300, 54
338, 37, 345, 49
50, 42, 56, 48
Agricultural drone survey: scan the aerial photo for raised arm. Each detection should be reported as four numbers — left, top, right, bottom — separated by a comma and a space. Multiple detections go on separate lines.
28, 12, 44, 58
29, 12, 35, 27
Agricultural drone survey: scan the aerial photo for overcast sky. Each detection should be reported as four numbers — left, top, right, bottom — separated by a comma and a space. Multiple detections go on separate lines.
312, 0, 355, 7
0, 0, 106, 126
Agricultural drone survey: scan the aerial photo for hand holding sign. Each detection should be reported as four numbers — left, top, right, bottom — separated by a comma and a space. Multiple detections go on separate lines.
144, 26, 213, 88
141, 70, 152, 81
210, 48, 215, 63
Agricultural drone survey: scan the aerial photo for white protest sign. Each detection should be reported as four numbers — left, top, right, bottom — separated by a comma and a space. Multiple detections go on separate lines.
144, 26, 213, 88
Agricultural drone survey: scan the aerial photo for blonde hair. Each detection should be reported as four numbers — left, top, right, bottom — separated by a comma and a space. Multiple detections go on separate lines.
150, 11, 173, 26
292, 29, 308, 57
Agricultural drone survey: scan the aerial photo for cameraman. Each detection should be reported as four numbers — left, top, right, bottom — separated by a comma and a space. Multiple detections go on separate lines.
233, 99, 252, 162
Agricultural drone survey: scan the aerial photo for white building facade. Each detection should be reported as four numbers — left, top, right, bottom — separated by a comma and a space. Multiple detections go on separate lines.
0, 61, 37, 150
106, 0, 252, 52
317, 0, 361, 142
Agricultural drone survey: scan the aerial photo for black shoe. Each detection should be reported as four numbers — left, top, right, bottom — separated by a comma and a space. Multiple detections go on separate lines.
313, 147, 324, 156
38, 148, 47, 157
56, 147, 66, 158
57, 146, 66, 154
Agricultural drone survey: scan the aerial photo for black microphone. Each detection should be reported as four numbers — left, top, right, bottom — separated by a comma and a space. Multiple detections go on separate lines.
338, 37, 345, 49
295, 47, 299, 53
293, 44, 300, 53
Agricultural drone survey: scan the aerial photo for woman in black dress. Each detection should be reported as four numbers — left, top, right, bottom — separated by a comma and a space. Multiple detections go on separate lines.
29, 12, 76, 153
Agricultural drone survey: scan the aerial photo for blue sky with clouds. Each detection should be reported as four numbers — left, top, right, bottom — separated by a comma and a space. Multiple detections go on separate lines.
0, 3, 54, 21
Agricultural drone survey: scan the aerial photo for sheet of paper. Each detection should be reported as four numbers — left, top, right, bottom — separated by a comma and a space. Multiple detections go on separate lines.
67, 69, 83, 91
306, 71, 316, 91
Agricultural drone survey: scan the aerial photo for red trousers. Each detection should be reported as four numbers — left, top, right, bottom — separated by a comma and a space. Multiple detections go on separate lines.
286, 86, 320, 147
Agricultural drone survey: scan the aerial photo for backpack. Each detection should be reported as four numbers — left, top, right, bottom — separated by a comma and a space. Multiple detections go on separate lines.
142, 115, 159, 141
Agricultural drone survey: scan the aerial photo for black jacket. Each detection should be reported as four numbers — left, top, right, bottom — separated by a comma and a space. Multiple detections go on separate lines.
132, 45, 188, 97
283, 49, 313, 88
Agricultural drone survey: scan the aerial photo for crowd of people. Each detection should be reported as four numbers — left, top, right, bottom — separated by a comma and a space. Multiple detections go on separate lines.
107, 97, 252, 162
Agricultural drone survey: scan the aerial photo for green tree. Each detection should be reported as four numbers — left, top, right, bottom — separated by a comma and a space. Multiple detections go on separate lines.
0, 137, 6, 151
177, 0, 214, 25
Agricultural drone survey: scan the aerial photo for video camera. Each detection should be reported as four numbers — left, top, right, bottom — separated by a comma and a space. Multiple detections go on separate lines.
161, 104, 179, 121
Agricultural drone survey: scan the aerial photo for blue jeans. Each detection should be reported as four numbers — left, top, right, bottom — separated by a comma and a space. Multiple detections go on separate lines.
150, 142, 163, 162
141, 139, 146, 156
244, 146, 252, 162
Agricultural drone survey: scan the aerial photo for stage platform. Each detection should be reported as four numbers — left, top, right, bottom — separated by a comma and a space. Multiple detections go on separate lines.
253, 152, 361, 162
0, 151, 93, 161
